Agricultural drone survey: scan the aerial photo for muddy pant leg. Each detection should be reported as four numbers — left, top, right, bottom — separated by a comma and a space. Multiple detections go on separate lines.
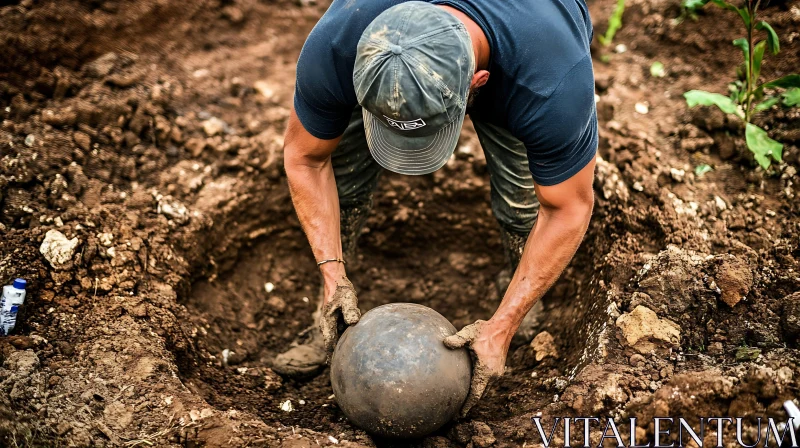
473, 120, 539, 239
332, 107, 383, 260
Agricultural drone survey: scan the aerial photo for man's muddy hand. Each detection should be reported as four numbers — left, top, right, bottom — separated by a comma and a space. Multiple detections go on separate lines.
444, 320, 507, 418
319, 276, 361, 357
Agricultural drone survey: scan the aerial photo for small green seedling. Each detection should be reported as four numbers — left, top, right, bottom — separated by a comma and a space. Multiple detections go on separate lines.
695, 164, 713, 176
682, 0, 800, 169
598, 0, 625, 46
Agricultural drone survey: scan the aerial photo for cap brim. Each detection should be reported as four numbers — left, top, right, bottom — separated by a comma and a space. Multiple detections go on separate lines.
363, 108, 464, 176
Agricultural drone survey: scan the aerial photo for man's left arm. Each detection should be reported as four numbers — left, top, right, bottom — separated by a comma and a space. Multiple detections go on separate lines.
444, 157, 596, 416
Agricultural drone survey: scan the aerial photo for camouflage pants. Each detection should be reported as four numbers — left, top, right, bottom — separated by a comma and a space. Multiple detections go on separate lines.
333, 107, 540, 234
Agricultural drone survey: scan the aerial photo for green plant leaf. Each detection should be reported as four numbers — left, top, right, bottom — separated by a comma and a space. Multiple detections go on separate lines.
683, 0, 710, 11
733, 38, 751, 85
684, 90, 743, 118
763, 74, 800, 89
737, 7, 751, 29
729, 80, 747, 104
711, 0, 751, 28
782, 88, 800, 107
754, 96, 780, 112
710, 0, 738, 12
745, 122, 783, 169
752, 40, 766, 83
677, 0, 710, 22
756, 21, 780, 55
598, 0, 625, 46
650, 61, 666, 77
695, 164, 713, 176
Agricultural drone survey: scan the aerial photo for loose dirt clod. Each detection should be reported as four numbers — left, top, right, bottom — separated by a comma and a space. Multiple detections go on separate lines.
470, 421, 496, 447
714, 255, 753, 307
530, 331, 558, 361
616, 305, 681, 354
84, 52, 120, 77
3, 350, 39, 375
781, 292, 800, 342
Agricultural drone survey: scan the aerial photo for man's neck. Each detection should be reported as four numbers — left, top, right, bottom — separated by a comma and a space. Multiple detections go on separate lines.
437, 5, 490, 71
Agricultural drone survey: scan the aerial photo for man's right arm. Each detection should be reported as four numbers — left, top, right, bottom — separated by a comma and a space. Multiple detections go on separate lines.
283, 108, 360, 353
284, 107, 343, 293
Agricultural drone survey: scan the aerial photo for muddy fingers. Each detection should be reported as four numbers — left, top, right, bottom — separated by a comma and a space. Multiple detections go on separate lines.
319, 276, 361, 357
320, 309, 341, 356
443, 320, 505, 417
340, 298, 361, 325
460, 360, 500, 418
443, 320, 486, 349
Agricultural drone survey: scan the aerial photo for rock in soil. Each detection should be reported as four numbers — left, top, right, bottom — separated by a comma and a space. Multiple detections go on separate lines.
39, 229, 79, 269
530, 331, 558, 361
471, 421, 496, 448
616, 305, 681, 354
781, 292, 800, 342
84, 52, 119, 77
3, 350, 40, 375
202, 117, 227, 137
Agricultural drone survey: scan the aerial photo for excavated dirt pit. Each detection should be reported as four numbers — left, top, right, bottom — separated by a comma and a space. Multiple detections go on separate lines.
178, 168, 584, 439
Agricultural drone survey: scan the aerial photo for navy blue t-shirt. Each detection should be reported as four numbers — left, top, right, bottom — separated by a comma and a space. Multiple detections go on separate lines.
294, 0, 598, 186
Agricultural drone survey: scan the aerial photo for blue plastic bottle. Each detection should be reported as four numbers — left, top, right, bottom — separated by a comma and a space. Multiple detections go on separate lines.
1, 279, 27, 336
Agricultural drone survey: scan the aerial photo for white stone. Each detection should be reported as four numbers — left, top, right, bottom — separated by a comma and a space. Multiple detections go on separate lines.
714, 196, 727, 211
595, 156, 630, 202
670, 168, 685, 182
202, 117, 226, 137
98, 232, 114, 247
221, 349, 231, 365
157, 196, 189, 224
254, 80, 275, 99
40, 230, 79, 268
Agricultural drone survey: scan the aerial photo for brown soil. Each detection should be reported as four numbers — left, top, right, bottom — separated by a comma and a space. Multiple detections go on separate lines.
1, 0, 799, 446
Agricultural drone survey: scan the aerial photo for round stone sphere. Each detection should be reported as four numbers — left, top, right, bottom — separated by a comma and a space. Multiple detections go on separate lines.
330, 303, 472, 438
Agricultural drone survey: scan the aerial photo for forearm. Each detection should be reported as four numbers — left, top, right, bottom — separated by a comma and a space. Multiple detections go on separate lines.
285, 153, 346, 291
489, 202, 593, 340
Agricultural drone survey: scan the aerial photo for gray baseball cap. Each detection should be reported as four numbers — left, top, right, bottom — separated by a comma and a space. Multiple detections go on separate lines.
353, 1, 474, 175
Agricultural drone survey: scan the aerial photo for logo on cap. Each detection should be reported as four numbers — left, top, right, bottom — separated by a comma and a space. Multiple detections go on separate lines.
384, 116, 427, 131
